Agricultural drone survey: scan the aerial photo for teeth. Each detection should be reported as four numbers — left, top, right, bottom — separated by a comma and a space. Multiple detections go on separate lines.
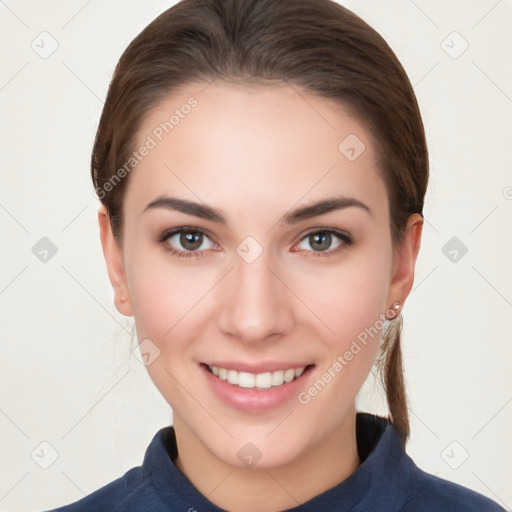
207, 365, 307, 389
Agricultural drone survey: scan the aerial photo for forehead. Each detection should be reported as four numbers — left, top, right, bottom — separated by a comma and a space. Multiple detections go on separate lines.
126, 82, 387, 221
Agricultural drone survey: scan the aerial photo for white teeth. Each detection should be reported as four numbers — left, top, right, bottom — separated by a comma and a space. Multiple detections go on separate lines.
227, 369, 239, 385
284, 369, 295, 383
207, 365, 307, 389
272, 371, 285, 387
237, 372, 254, 388
255, 372, 272, 389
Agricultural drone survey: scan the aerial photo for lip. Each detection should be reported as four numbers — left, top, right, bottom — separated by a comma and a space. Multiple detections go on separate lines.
202, 361, 312, 374
200, 362, 315, 413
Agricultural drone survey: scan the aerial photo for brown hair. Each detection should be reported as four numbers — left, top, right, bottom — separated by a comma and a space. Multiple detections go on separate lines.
92, 0, 428, 446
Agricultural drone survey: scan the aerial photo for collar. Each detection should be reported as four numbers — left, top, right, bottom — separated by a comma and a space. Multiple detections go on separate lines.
142, 413, 411, 511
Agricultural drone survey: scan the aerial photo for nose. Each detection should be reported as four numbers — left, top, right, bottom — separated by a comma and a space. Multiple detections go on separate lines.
217, 252, 294, 344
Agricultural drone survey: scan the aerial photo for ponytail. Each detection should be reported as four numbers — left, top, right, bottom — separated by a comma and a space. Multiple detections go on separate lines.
378, 315, 409, 446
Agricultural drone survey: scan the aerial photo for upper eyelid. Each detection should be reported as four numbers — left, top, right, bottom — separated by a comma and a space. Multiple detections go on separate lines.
300, 227, 351, 238
160, 226, 216, 241
160, 229, 215, 257
296, 227, 352, 245
160, 226, 350, 239
160, 226, 351, 251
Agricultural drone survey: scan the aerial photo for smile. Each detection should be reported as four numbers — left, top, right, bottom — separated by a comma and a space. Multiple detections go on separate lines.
206, 364, 307, 389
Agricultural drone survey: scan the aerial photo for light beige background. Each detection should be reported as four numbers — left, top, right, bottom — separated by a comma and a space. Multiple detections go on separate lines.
1, 1, 511, 510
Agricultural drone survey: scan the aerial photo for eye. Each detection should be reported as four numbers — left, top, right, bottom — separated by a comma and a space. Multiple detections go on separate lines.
294, 229, 352, 254
159, 228, 217, 257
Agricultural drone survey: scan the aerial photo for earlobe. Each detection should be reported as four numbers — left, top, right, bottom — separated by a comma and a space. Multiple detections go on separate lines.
97, 204, 134, 317
387, 213, 424, 308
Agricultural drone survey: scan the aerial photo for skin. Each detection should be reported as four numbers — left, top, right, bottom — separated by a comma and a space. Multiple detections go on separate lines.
98, 82, 423, 512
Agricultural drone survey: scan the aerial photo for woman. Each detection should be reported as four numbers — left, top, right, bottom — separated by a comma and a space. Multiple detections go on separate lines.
49, 0, 505, 510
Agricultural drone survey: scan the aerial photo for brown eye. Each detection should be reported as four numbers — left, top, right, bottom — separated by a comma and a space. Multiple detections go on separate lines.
162, 229, 216, 254
308, 232, 332, 251
180, 231, 203, 250
295, 230, 350, 254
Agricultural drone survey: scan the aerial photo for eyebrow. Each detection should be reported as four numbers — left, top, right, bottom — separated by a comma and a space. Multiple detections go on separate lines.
144, 196, 226, 223
143, 195, 372, 225
282, 197, 371, 224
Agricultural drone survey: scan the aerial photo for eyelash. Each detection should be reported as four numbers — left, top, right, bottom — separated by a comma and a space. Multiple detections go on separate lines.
158, 227, 353, 259
158, 227, 217, 259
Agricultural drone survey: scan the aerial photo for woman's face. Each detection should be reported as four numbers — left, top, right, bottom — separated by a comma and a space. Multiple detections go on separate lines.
100, 82, 421, 469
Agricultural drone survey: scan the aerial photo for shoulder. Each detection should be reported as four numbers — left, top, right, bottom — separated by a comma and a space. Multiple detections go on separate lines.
45, 426, 181, 511
399, 462, 506, 512
45, 466, 163, 512
354, 415, 505, 512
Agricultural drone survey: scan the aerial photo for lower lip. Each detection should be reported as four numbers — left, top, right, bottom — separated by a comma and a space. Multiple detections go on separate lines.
200, 364, 314, 413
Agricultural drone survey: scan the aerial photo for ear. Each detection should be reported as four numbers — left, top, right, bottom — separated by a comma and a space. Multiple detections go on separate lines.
387, 213, 423, 307
97, 204, 133, 317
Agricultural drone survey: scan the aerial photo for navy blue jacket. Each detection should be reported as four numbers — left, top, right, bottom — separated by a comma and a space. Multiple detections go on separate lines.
48, 413, 505, 511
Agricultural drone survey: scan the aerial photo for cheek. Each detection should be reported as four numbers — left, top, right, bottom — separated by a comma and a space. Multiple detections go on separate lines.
292, 247, 391, 339
288, 241, 392, 387
125, 247, 216, 342
125, 253, 216, 405
293, 270, 390, 417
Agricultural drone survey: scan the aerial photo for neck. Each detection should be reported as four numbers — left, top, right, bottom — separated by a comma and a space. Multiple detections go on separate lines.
173, 410, 360, 512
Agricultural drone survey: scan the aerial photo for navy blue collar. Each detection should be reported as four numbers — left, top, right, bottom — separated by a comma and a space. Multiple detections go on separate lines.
142, 413, 412, 511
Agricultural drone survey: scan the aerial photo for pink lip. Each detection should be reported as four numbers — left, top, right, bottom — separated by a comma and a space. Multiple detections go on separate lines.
202, 361, 312, 374
200, 363, 315, 413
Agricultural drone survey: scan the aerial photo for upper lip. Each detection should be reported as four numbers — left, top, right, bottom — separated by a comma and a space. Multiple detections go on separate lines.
202, 361, 313, 374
